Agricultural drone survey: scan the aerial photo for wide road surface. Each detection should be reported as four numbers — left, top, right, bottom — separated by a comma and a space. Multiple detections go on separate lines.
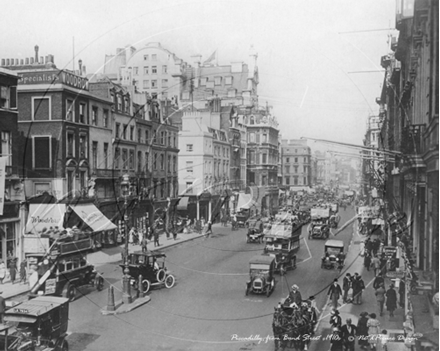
67, 207, 356, 351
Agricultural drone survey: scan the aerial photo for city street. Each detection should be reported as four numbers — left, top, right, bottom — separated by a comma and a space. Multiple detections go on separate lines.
66, 208, 355, 351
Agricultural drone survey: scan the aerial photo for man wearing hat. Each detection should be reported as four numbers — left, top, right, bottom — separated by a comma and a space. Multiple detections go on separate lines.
342, 273, 352, 303
330, 309, 342, 329
327, 279, 343, 309
288, 284, 302, 306
341, 318, 357, 351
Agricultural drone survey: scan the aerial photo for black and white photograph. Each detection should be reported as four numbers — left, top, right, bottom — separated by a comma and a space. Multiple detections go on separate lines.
0, 0, 438, 350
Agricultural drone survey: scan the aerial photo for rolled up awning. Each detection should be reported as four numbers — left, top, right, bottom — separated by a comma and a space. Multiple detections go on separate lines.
176, 196, 189, 211
70, 204, 116, 232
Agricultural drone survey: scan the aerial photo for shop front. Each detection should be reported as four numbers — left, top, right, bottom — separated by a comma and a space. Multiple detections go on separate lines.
0, 202, 21, 263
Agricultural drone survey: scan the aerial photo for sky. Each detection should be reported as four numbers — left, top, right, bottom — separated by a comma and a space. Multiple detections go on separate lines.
2, 0, 398, 154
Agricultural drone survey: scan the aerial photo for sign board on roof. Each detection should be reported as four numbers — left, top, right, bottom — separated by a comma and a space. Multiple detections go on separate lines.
18, 70, 89, 91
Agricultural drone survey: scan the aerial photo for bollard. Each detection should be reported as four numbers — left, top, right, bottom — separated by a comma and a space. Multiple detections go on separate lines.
107, 286, 115, 311
138, 275, 144, 298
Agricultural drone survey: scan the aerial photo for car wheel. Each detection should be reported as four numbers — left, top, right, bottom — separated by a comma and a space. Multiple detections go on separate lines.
63, 284, 76, 302
142, 279, 151, 293
164, 275, 175, 289
156, 269, 166, 283
58, 339, 69, 351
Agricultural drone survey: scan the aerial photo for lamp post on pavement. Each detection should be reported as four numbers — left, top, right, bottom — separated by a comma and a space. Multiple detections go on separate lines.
121, 173, 132, 304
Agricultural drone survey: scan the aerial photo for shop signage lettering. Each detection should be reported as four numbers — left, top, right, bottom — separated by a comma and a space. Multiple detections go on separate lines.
61, 71, 89, 91
45, 278, 56, 294
18, 70, 89, 91
30, 216, 59, 225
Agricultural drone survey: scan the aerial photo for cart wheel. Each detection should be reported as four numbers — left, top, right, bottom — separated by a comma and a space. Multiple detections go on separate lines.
142, 279, 151, 293
156, 269, 166, 283
58, 339, 69, 351
164, 275, 175, 289
96, 276, 104, 291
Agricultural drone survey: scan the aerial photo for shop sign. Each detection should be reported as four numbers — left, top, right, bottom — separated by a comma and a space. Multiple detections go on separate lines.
45, 278, 56, 294
23, 236, 50, 254
383, 246, 397, 259
25, 204, 66, 234
18, 70, 89, 91
386, 270, 405, 279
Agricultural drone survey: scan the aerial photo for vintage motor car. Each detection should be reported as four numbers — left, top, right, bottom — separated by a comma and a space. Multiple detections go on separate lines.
308, 208, 330, 240
122, 251, 175, 293
0, 296, 69, 351
321, 240, 345, 270
236, 209, 250, 228
247, 218, 264, 243
263, 224, 300, 275
30, 238, 104, 302
245, 255, 275, 297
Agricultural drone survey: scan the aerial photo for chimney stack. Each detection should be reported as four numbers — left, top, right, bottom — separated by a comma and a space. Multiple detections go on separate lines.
0, 59, 4, 66
82, 65, 86, 75
30, 57, 34, 64
25, 58, 29, 65
34, 45, 39, 63
5, 59, 10, 66
40, 56, 44, 64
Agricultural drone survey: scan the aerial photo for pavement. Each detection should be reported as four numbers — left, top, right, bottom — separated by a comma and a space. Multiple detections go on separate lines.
311, 221, 409, 351
2, 223, 211, 302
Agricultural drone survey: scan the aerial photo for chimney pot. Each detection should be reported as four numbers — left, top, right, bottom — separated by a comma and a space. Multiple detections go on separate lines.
30, 57, 34, 64
45, 56, 49, 64
25, 58, 29, 65
15, 59, 19, 65
48, 54, 54, 63
34, 45, 39, 62
4, 59, 9, 66
0, 59, 4, 66
20, 59, 24, 65
40, 56, 44, 64
10, 59, 14, 66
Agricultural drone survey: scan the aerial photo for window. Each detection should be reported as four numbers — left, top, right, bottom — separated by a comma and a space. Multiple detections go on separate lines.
66, 99, 74, 121
137, 151, 142, 172
262, 175, 267, 185
145, 130, 149, 144
162, 65, 167, 74
79, 103, 86, 123
214, 77, 222, 85
182, 92, 190, 100
285, 176, 290, 185
79, 135, 87, 158
144, 67, 149, 75
153, 153, 157, 170
294, 166, 298, 173
160, 131, 165, 145
124, 97, 129, 113
186, 144, 193, 152
303, 166, 307, 173
130, 126, 134, 141
168, 133, 171, 146
160, 154, 164, 170
91, 107, 98, 126
250, 116, 255, 125
33, 136, 51, 169
129, 150, 134, 169
145, 152, 149, 170
151, 80, 157, 89
122, 149, 128, 170
225, 76, 233, 85
117, 95, 122, 111
285, 166, 290, 173
249, 133, 255, 143
153, 130, 157, 143
122, 124, 127, 139
33, 97, 50, 121
152, 66, 157, 74
133, 67, 138, 75
167, 155, 171, 173
162, 79, 168, 88
286, 157, 290, 163
152, 54, 157, 61
115, 123, 121, 138
114, 148, 120, 169
92, 142, 98, 169
294, 157, 298, 163
249, 150, 255, 164
186, 182, 193, 194
138, 129, 142, 143
186, 161, 193, 173
103, 109, 109, 128
143, 80, 149, 89
304, 177, 307, 185
173, 156, 176, 172
144, 55, 149, 61
103, 143, 109, 168
262, 134, 267, 143
0, 131, 11, 166
294, 177, 298, 185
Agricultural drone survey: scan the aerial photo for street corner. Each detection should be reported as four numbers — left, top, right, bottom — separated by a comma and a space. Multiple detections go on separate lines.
100, 295, 151, 315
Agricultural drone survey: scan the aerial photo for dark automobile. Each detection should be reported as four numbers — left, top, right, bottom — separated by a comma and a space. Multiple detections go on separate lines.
236, 209, 250, 227
321, 240, 345, 270
1, 296, 69, 350
246, 255, 275, 297
247, 218, 264, 243
122, 251, 175, 292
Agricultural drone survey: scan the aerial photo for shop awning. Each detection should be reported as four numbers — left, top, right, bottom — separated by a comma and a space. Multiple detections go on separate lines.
176, 197, 189, 211
70, 204, 116, 232
237, 193, 256, 210
25, 204, 66, 234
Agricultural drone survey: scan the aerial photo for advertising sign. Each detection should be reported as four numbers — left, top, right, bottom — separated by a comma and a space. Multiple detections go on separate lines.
18, 70, 89, 91
45, 278, 56, 294
25, 203, 66, 234
23, 236, 50, 254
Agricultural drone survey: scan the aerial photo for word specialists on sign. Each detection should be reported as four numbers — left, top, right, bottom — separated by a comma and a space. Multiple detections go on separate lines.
19, 70, 89, 91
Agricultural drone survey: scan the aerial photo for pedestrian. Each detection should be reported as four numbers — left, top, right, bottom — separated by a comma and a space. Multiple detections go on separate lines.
352, 273, 365, 305
385, 284, 398, 318
128, 227, 135, 245
375, 283, 386, 316
20, 259, 27, 284
172, 227, 178, 240
330, 309, 342, 329
341, 318, 357, 351
342, 273, 352, 303
0, 261, 5, 284
357, 312, 370, 349
0, 292, 5, 323
288, 284, 302, 306
373, 273, 385, 290
365, 238, 373, 257
153, 227, 160, 247
329, 327, 343, 351
28, 264, 39, 290
205, 221, 212, 238
370, 255, 381, 276
364, 252, 371, 272
380, 255, 387, 276
328, 279, 343, 309
121, 247, 126, 263
141, 234, 148, 253
372, 239, 380, 256
8, 256, 17, 284
379, 329, 389, 351
399, 279, 405, 307
367, 313, 381, 350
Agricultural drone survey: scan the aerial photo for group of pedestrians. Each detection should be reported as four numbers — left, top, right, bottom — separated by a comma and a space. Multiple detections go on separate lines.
328, 274, 366, 309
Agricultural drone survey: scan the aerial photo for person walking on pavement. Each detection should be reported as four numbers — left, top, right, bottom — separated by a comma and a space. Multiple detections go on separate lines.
0, 292, 5, 323
357, 312, 370, 350
330, 309, 342, 329
20, 259, 27, 284
205, 221, 212, 238
364, 252, 371, 272
375, 283, 386, 316
141, 234, 148, 252
329, 327, 343, 351
343, 273, 352, 303
370, 255, 381, 276
341, 318, 357, 351
386, 284, 398, 318
0, 261, 6, 284
352, 273, 365, 305
367, 313, 381, 350
8, 256, 17, 284
153, 226, 160, 247
328, 279, 343, 309
373, 273, 385, 290
399, 280, 405, 307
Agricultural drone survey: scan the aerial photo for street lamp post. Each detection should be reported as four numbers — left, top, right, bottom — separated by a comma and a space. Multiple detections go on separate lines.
121, 174, 132, 304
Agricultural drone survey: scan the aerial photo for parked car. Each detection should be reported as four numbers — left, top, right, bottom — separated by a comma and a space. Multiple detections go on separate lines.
122, 251, 175, 293
245, 255, 275, 297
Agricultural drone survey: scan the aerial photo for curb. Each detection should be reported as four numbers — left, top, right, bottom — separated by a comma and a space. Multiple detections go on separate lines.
101, 296, 151, 315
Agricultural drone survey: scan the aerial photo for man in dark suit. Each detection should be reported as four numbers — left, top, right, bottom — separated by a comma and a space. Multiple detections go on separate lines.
341, 318, 357, 351
342, 273, 352, 303
0, 292, 5, 323
328, 279, 343, 309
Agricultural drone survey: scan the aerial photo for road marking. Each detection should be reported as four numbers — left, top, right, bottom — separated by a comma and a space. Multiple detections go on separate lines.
297, 236, 313, 265
244, 298, 263, 303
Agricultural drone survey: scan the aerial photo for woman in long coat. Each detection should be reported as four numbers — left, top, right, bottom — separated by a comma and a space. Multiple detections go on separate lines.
357, 312, 369, 349
386, 284, 398, 317
367, 313, 381, 349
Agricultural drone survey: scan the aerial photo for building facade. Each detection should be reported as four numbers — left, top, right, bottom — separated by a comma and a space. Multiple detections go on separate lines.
280, 139, 312, 189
